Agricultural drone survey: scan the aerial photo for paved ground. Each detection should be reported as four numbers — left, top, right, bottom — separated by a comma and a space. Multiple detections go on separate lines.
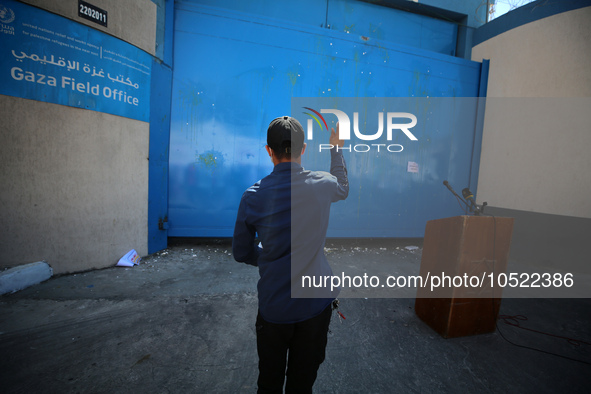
1, 238, 590, 393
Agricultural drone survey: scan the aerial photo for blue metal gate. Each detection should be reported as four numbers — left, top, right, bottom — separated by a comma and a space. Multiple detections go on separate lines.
168, 0, 486, 237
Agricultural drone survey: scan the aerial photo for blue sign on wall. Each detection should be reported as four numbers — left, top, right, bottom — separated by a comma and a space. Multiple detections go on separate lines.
0, 0, 151, 122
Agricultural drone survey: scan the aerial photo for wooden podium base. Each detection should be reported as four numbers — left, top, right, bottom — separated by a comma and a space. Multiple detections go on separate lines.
415, 215, 514, 338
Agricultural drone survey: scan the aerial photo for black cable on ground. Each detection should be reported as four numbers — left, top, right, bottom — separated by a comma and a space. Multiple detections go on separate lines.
485, 213, 591, 366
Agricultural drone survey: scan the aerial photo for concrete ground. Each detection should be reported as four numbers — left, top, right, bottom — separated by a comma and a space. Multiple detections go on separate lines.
1, 238, 589, 393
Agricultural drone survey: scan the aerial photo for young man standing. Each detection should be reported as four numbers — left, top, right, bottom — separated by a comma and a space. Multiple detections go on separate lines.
233, 116, 349, 393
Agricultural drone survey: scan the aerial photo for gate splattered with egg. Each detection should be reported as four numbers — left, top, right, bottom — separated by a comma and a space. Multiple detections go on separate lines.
168, 0, 487, 237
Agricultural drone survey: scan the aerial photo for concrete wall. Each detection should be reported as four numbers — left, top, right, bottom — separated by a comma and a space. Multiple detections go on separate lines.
0, 96, 149, 273
471, 2, 591, 272
20, 0, 157, 56
473, 6, 591, 98
1, 0, 159, 274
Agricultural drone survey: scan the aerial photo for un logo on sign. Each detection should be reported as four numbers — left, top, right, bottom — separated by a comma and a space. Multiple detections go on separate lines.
0, 4, 15, 24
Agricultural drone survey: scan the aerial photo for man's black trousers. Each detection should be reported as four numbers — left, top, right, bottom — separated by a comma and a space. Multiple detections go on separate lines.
255, 304, 332, 393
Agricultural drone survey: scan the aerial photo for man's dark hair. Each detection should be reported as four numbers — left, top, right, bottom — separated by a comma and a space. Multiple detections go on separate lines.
272, 140, 302, 160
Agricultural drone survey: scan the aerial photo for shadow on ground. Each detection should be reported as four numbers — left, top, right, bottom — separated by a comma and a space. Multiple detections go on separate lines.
1, 238, 589, 393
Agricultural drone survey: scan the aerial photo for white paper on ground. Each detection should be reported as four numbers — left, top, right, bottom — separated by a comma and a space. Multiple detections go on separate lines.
116, 249, 141, 267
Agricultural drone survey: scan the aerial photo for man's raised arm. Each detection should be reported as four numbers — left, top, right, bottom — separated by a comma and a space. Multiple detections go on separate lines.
329, 123, 349, 201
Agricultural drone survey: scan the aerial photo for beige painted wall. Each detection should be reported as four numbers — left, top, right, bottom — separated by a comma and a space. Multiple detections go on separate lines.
19, 0, 157, 56
472, 7, 591, 98
0, 97, 149, 274
472, 6, 591, 219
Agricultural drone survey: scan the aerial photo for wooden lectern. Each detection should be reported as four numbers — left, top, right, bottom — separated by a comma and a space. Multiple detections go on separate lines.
415, 215, 514, 338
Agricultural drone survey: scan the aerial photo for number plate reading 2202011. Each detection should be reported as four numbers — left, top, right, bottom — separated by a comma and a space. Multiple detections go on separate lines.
78, 0, 107, 27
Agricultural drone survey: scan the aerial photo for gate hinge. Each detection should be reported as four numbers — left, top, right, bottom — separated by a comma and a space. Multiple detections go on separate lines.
158, 216, 169, 230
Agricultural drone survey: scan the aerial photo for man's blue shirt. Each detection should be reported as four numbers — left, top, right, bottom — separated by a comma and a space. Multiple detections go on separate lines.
233, 148, 349, 324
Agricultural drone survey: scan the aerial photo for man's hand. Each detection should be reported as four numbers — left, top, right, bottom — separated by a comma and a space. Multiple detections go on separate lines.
329, 122, 344, 148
